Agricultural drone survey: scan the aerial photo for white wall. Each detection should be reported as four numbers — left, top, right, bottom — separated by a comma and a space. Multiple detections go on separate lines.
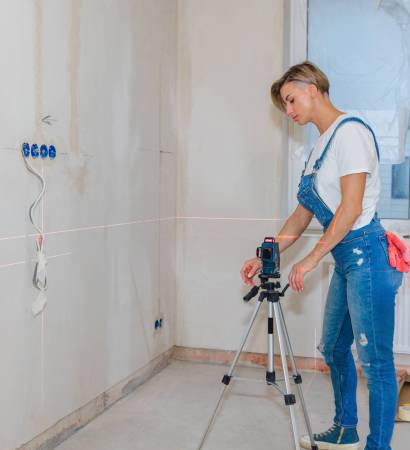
0, 2, 337, 448
0, 1, 177, 449
176, 0, 331, 358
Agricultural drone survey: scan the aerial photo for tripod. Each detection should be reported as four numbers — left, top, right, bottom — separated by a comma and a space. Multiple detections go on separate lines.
197, 273, 318, 450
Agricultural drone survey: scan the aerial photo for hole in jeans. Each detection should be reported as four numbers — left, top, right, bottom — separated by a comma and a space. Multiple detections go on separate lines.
359, 333, 368, 346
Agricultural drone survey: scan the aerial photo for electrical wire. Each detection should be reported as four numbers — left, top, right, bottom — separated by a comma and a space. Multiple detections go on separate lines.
22, 147, 48, 316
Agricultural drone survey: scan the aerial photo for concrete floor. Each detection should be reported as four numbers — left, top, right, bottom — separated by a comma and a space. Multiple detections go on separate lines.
55, 360, 410, 450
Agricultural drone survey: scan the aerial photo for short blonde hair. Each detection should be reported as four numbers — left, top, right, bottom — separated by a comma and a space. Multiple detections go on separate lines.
271, 61, 330, 112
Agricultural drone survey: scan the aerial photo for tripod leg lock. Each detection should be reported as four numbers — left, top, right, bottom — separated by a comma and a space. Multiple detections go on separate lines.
221, 374, 231, 385
293, 374, 303, 384
284, 394, 296, 406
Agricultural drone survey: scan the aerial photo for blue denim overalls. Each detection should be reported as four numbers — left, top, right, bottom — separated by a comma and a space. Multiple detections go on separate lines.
297, 117, 403, 450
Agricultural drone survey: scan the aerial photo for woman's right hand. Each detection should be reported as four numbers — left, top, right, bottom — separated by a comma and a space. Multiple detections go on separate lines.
240, 257, 261, 286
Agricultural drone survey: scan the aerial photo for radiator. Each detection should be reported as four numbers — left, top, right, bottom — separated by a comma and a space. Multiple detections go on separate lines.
327, 264, 410, 354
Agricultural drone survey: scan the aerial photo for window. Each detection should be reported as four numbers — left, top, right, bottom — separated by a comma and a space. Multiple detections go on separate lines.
285, 0, 410, 230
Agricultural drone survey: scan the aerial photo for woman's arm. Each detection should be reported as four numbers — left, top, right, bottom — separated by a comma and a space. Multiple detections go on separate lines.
289, 172, 367, 291
276, 204, 314, 253
310, 172, 366, 259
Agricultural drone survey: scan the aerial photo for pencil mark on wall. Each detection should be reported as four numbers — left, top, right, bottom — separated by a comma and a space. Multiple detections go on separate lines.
41, 115, 57, 126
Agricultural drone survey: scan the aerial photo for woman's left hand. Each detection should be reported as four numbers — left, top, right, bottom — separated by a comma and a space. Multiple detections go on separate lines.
288, 253, 320, 292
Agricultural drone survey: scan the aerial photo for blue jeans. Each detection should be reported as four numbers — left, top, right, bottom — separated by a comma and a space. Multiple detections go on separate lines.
319, 222, 403, 450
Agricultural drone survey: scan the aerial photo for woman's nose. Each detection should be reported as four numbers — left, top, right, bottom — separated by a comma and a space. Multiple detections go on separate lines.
286, 104, 293, 116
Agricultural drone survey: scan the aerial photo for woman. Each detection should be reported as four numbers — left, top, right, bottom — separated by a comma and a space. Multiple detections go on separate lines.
240, 61, 403, 450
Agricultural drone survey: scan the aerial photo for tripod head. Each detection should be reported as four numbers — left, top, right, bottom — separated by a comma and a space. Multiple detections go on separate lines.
243, 274, 290, 303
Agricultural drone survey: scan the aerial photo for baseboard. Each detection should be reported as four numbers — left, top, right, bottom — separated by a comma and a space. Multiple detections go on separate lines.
171, 346, 410, 381
17, 348, 173, 450
171, 346, 329, 372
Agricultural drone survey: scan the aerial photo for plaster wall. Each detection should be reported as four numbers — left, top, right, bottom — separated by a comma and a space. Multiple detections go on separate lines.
0, 1, 177, 448
176, 0, 331, 358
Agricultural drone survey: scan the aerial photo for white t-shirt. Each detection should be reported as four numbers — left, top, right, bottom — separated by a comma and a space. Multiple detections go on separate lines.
304, 114, 380, 230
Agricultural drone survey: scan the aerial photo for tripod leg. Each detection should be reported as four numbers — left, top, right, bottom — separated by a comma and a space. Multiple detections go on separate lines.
226, 298, 264, 378
278, 302, 318, 450
197, 299, 263, 450
267, 302, 275, 384
273, 302, 301, 450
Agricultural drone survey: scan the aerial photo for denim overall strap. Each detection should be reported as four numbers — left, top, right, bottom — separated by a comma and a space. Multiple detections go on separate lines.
297, 116, 381, 228
312, 116, 380, 173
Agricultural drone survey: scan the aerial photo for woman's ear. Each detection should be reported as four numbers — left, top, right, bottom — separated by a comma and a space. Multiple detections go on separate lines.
307, 83, 319, 99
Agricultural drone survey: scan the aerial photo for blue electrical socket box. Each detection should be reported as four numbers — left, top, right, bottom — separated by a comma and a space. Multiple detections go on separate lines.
40, 144, 48, 158
22, 143, 57, 159
31, 144, 39, 158
48, 145, 56, 159
22, 143, 30, 158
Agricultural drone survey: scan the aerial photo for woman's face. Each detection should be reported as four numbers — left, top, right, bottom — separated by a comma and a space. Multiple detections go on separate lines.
280, 81, 314, 125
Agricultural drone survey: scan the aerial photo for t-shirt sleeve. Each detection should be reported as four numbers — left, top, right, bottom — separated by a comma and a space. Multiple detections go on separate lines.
333, 123, 378, 177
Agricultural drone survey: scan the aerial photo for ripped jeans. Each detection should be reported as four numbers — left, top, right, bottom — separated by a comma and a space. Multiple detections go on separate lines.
319, 224, 403, 450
